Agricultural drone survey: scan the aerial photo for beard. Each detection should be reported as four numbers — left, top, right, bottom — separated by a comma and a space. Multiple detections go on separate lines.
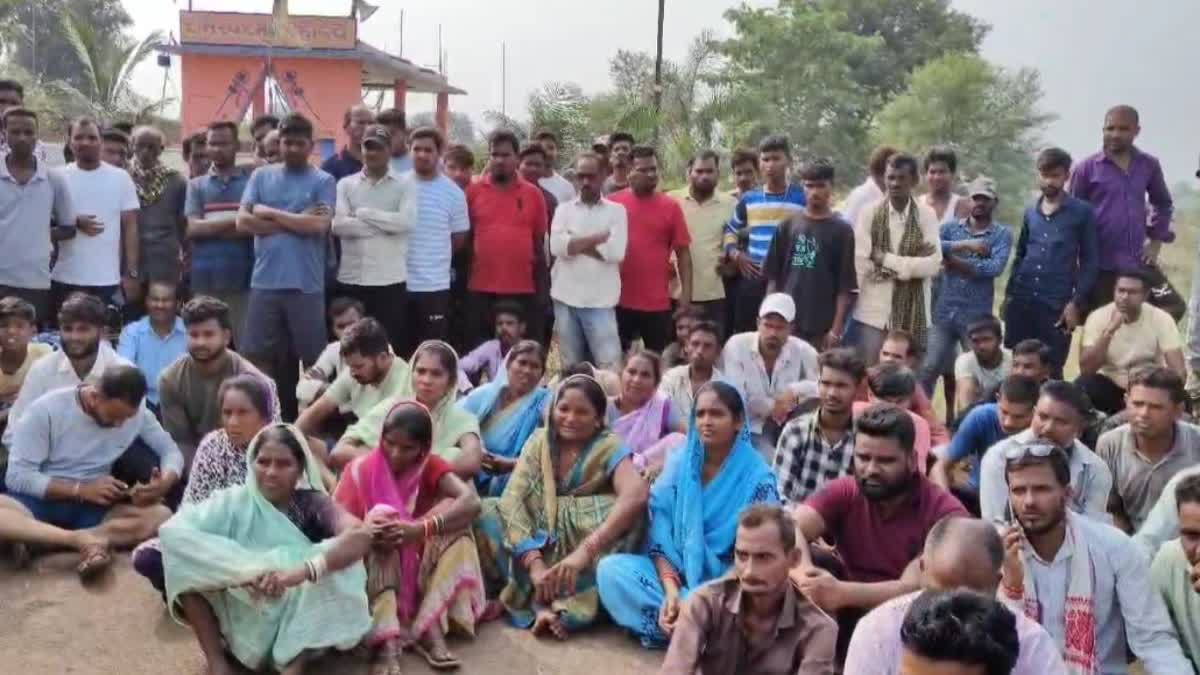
858, 472, 911, 501
1017, 503, 1066, 536
190, 343, 223, 363
63, 338, 100, 361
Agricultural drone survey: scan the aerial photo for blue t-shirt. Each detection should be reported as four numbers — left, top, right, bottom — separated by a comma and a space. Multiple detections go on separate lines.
240, 164, 337, 294
389, 155, 414, 175
725, 184, 807, 267
184, 168, 254, 293
407, 173, 469, 293
943, 403, 1006, 491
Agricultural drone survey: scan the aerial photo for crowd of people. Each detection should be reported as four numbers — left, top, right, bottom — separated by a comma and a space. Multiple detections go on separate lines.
2, 72, 1200, 674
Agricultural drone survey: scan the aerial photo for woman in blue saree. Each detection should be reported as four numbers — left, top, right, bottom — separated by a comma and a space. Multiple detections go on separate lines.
596, 380, 779, 647
458, 340, 550, 497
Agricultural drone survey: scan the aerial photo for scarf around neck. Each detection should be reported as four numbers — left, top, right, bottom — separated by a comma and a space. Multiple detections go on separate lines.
130, 160, 174, 206
870, 196, 930, 350
1018, 513, 1097, 675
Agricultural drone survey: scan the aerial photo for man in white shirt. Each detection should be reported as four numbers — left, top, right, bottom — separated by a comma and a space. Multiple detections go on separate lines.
848, 152, 941, 365
719, 293, 818, 459
999, 444, 1189, 673
533, 130, 576, 204
332, 124, 416, 353
548, 152, 628, 370
50, 117, 141, 317
838, 144, 896, 226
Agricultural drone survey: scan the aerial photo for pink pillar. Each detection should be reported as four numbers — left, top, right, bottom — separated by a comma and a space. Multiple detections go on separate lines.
435, 91, 449, 136
393, 79, 407, 112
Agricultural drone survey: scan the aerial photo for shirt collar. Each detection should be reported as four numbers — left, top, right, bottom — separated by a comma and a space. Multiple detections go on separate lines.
722, 577, 801, 631
0, 153, 47, 182
356, 169, 395, 184
205, 165, 250, 184
56, 341, 115, 376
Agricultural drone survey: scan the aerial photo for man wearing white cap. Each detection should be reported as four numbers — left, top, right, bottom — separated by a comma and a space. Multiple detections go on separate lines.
719, 292, 819, 459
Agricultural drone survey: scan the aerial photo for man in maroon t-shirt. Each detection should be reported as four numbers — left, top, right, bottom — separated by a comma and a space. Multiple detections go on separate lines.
608, 145, 692, 353
787, 402, 968, 654
465, 129, 548, 349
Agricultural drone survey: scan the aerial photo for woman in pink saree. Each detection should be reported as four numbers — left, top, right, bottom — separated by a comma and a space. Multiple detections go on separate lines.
609, 349, 687, 477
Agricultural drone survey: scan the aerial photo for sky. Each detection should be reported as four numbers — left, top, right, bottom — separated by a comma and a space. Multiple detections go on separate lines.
124, 0, 1200, 183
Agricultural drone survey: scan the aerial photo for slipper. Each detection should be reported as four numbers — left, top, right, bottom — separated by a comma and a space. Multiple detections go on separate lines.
76, 543, 111, 580
413, 642, 462, 671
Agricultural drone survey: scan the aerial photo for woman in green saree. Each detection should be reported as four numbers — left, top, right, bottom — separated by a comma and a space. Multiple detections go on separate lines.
161, 424, 372, 675
474, 374, 650, 639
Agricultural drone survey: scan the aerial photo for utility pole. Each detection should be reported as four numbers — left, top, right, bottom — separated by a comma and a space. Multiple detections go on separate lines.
501, 42, 507, 118
399, 10, 404, 57
652, 0, 665, 146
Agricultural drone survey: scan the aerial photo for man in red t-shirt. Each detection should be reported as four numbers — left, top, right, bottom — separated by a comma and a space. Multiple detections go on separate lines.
787, 402, 967, 654
465, 129, 548, 349
609, 145, 692, 353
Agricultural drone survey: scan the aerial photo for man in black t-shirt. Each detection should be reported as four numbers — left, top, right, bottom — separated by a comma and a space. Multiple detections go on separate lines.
764, 160, 857, 350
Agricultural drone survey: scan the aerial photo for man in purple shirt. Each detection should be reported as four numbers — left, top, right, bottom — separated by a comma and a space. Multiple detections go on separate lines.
1069, 105, 1174, 311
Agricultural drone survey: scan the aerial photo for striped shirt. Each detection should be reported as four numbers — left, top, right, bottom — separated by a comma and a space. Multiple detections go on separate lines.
407, 173, 469, 293
723, 184, 806, 267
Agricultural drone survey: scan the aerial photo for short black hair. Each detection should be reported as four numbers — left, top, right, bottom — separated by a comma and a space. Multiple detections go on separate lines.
1004, 444, 1071, 487
887, 152, 920, 178
730, 147, 758, 170
1175, 474, 1200, 510
1036, 147, 1072, 173
342, 105, 374, 129
0, 79, 25, 100
278, 113, 314, 139
966, 314, 1003, 340
328, 296, 365, 320
58, 292, 106, 327
207, 120, 239, 141
444, 144, 474, 168
0, 296, 36, 324
868, 144, 900, 178
2, 107, 36, 127
856, 402, 916, 455
409, 126, 444, 152
867, 363, 917, 401
608, 131, 635, 147
798, 159, 835, 183
68, 116, 100, 138
1012, 339, 1051, 365
533, 130, 558, 144
1128, 366, 1186, 404
1115, 266, 1148, 289
181, 131, 204, 160
673, 304, 705, 323
101, 128, 130, 146
819, 347, 867, 383
686, 149, 720, 168
900, 590, 1020, 675
339, 317, 391, 358
251, 114, 280, 133
998, 375, 1041, 407
97, 364, 148, 408
1039, 380, 1091, 420
181, 295, 231, 330
376, 108, 406, 130
757, 134, 790, 158
737, 503, 797, 552
488, 129, 520, 154
630, 145, 657, 162
518, 144, 547, 161
109, 121, 134, 136
924, 145, 958, 174
687, 320, 721, 344
492, 300, 525, 324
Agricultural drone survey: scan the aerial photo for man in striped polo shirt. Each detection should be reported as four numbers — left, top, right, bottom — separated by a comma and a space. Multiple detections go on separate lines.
723, 135, 806, 334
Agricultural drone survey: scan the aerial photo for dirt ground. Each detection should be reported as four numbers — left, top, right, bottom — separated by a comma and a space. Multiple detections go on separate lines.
0, 553, 663, 675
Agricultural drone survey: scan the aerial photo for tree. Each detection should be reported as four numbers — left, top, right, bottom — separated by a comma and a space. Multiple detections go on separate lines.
407, 110, 478, 146
9, 0, 132, 91
874, 53, 1055, 224
57, 10, 166, 122
526, 81, 592, 159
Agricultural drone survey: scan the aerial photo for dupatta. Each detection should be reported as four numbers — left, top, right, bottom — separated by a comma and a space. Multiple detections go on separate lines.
612, 392, 671, 455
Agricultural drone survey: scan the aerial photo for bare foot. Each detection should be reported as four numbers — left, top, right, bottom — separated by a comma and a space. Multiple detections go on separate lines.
369, 641, 404, 675
417, 629, 461, 670
74, 533, 111, 580
531, 609, 568, 641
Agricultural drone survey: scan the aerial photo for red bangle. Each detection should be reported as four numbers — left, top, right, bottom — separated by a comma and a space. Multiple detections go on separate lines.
1001, 581, 1024, 600
522, 550, 544, 569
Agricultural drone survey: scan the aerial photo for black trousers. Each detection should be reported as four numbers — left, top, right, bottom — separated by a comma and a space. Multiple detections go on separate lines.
616, 307, 673, 354
336, 281, 408, 354
1075, 372, 1127, 416
404, 290, 451, 357
731, 275, 768, 335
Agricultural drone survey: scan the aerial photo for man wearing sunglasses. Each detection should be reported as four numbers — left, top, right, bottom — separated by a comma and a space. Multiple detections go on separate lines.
978, 380, 1112, 524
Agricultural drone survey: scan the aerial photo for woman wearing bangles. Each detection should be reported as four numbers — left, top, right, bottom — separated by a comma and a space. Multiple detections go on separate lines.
474, 374, 650, 639
597, 381, 780, 647
333, 400, 485, 673
160, 424, 372, 675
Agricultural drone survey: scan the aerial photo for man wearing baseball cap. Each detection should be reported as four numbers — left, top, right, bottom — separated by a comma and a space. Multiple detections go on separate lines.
330, 123, 417, 352
920, 175, 1012, 416
719, 292, 820, 460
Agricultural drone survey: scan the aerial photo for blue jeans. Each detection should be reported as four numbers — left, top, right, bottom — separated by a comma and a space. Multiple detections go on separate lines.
845, 319, 886, 366
553, 302, 622, 370
10, 492, 108, 530
920, 321, 967, 393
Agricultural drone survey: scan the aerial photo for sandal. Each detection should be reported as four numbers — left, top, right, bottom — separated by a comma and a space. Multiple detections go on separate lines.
76, 542, 111, 580
413, 642, 462, 671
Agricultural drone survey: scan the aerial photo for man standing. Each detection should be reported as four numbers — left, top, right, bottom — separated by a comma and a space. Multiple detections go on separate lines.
978, 381, 1113, 524
849, 153, 941, 364
602, 131, 635, 195
764, 160, 856, 349
184, 121, 254, 344
1097, 367, 1200, 533
332, 124, 416, 353
1078, 268, 1185, 415
1150, 474, 1200, 670
376, 108, 413, 174
548, 152, 628, 369
532, 130, 576, 204
670, 150, 734, 329
720, 293, 819, 457
729, 148, 759, 200
774, 348, 865, 503
236, 113, 335, 400
919, 146, 967, 224
0, 79, 48, 162
181, 131, 210, 180
319, 104, 373, 181
0, 108, 75, 321
518, 144, 559, 223
442, 144, 474, 191
1004, 148, 1098, 378
657, 320, 724, 420
840, 144, 897, 226
100, 128, 130, 169
922, 177, 1013, 397
723, 136, 806, 334
999, 445, 1190, 673
610, 145, 692, 352
51, 117, 141, 315
129, 126, 188, 287
405, 127, 469, 355
250, 114, 279, 163
1070, 105, 1174, 309
660, 504, 837, 674
465, 129, 548, 349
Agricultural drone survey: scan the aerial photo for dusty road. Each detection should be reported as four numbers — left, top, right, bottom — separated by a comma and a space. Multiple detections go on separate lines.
0, 553, 663, 675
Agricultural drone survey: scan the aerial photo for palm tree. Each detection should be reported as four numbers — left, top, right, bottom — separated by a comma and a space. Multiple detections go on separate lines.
58, 10, 166, 122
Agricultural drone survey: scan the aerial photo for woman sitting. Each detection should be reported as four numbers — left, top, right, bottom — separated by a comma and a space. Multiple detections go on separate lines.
335, 400, 484, 674
333, 340, 482, 479
459, 340, 551, 497
475, 374, 649, 639
609, 349, 687, 476
161, 424, 372, 675
133, 374, 277, 592
597, 381, 780, 647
